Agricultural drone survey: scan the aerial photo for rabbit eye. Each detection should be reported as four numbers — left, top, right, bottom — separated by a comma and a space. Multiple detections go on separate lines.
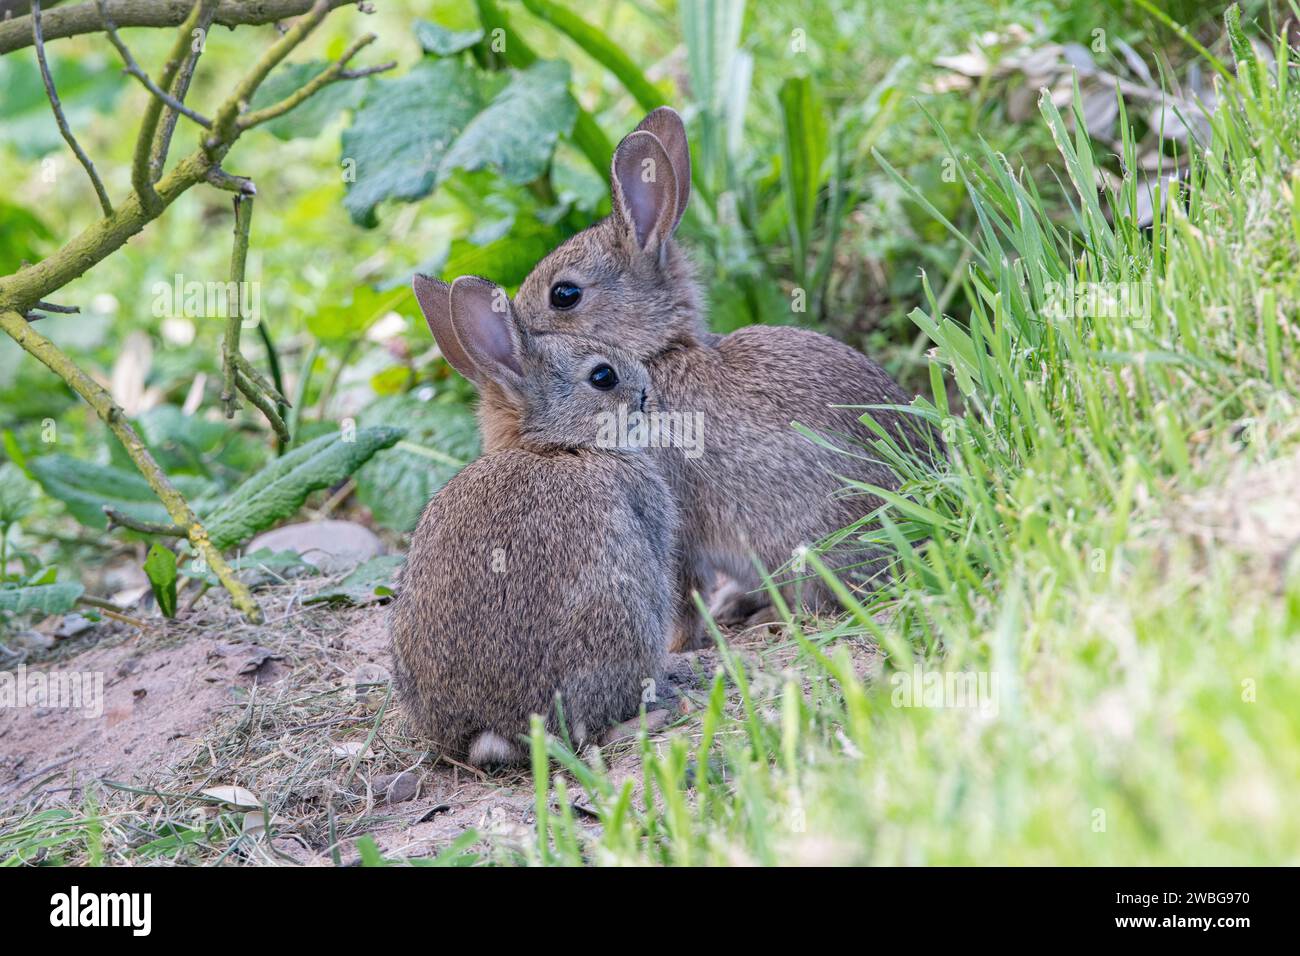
588, 364, 617, 390
549, 282, 582, 310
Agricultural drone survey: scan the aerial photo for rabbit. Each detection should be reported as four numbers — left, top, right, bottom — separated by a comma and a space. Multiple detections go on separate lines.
391, 275, 678, 766
420, 108, 943, 650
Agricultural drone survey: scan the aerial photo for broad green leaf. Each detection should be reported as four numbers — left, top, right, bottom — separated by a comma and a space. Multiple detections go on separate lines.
143, 544, 178, 619
28, 455, 216, 530
415, 19, 484, 56
342, 58, 487, 226
777, 75, 829, 280
342, 59, 577, 225
439, 60, 577, 185
355, 396, 479, 531
0, 56, 125, 158
202, 428, 404, 549
305, 554, 404, 605
248, 61, 370, 141
0, 199, 53, 276
0, 462, 35, 526
0, 582, 83, 615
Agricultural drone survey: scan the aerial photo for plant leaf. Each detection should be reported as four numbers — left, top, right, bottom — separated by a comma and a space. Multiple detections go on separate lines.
248, 61, 369, 141
415, 19, 484, 56
342, 59, 577, 225
28, 455, 216, 530
0, 582, 83, 615
143, 544, 178, 618
355, 396, 479, 531
777, 75, 829, 282
305, 554, 405, 606
201, 428, 404, 550
341, 58, 488, 226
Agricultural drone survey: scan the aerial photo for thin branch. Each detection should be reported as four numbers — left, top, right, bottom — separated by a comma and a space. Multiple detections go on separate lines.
236, 368, 291, 443
96, 0, 213, 129
236, 34, 391, 130
103, 507, 187, 537
31, 0, 113, 217
0, 309, 260, 622
0, 0, 362, 56
205, 166, 257, 194
206, 0, 332, 152
149, 0, 220, 183
220, 193, 252, 416
237, 352, 290, 407
34, 300, 80, 313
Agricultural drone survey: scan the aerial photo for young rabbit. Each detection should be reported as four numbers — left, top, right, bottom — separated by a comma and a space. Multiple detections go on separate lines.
420, 108, 942, 649
391, 276, 677, 765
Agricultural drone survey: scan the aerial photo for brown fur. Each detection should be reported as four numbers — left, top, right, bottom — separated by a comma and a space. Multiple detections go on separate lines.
391, 278, 677, 764
418, 108, 942, 651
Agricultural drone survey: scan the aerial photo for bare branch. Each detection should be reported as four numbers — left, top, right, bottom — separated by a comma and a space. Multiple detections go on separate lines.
236, 33, 392, 130
220, 193, 252, 416
34, 300, 80, 314
31, 0, 113, 217
0, 308, 261, 621
96, 0, 213, 129
236, 368, 291, 443
0, 0, 362, 56
103, 507, 187, 537
205, 166, 257, 194
149, 0, 220, 183
206, 0, 332, 153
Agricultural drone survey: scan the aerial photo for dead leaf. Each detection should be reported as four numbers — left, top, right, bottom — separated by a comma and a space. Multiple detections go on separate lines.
201, 785, 261, 809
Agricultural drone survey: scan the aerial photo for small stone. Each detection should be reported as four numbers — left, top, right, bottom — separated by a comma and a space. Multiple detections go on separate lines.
385, 771, 420, 804
600, 708, 670, 747
247, 520, 383, 574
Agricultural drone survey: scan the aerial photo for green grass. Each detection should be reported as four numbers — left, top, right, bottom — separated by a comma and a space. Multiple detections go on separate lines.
515, 12, 1300, 866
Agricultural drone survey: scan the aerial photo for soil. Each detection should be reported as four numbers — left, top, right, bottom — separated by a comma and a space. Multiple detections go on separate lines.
0, 581, 748, 865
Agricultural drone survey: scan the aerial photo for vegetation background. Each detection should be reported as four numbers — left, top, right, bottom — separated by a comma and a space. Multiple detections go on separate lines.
1, 0, 1297, 865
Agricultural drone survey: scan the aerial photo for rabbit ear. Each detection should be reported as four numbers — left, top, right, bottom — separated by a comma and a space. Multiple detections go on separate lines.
611, 130, 680, 260
448, 276, 524, 391
412, 273, 481, 384
634, 107, 690, 232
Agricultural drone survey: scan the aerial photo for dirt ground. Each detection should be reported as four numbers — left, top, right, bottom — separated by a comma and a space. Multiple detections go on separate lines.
0, 580, 751, 865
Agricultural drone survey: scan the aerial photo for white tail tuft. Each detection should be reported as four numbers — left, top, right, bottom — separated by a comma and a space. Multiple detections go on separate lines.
468, 731, 516, 767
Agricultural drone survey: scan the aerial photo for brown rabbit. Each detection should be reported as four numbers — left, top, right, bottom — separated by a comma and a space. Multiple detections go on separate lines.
391, 276, 678, 765
424, 109, 941, 648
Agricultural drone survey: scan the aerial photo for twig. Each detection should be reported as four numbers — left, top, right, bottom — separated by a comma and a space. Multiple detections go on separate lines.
205, 166, 257, 195
103, 506, 187, 537
34, 300, 80, 314
236, 34, 391, 130
0, 309, 261, 622
149, 0, 220, 184
220, 193, 252, 416
236, 367, 291, 443
75, 596, 148, 630
0, 0, 364, 56
96, 0, 213, 129
237, 352, 289, 406
0, 1, 376, 622
31, 0, 113, 217
206, 0, 333, 152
